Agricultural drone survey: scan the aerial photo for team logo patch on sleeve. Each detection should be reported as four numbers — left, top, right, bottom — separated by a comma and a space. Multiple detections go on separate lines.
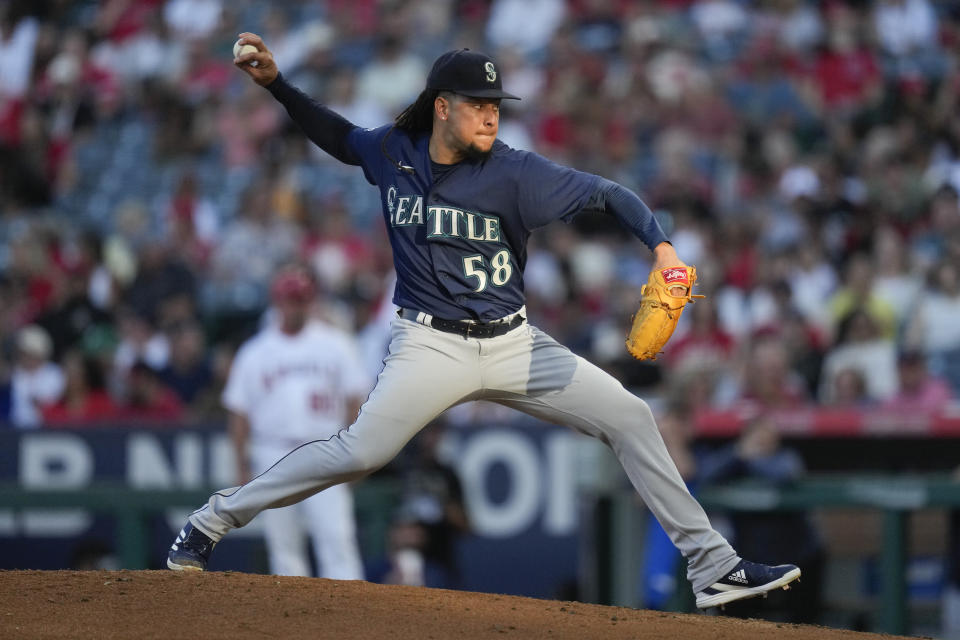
660, 267, 689, 286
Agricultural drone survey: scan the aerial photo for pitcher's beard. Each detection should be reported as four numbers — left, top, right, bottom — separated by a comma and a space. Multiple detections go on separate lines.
461, 142, 492, 163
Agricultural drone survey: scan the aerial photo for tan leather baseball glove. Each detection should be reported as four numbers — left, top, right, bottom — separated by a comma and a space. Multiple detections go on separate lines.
625, 265, 704, 361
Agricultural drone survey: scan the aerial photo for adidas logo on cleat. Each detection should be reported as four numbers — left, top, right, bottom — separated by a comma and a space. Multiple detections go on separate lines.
167, 522, 216, 571
170, 528, 186, 551
695, 561, 801, 609
726, 569, 748, 584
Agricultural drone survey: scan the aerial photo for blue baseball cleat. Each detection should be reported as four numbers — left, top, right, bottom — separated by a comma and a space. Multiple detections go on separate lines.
167, 522, 216, 571
695, 560, 801, 609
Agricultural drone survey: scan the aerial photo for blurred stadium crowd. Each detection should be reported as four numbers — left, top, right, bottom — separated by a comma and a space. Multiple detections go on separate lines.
2, 0, 960, 430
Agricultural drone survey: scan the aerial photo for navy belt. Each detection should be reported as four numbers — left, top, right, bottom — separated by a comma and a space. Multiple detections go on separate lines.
399, 308, 525, 339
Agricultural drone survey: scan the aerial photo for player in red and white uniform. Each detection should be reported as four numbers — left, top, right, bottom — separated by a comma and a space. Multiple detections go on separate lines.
222, 265, 369, 579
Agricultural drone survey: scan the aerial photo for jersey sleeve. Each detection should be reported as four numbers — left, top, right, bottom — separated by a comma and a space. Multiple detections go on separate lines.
586, 178, 669, 251
266, 73, 360, 166
266, 75, 391, 187
516, 151, 602, 231
345, 125, 391, 186
221, 344, 256, 415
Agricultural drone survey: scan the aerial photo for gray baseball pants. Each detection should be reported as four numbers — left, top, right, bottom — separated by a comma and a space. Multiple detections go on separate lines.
190, 315, 740, 592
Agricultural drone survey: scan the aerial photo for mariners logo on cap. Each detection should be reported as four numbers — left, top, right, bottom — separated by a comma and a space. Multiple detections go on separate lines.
484, 61, 496, 83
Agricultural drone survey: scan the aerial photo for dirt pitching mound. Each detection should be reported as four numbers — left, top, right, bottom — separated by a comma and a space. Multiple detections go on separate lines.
0, 570, 912, 640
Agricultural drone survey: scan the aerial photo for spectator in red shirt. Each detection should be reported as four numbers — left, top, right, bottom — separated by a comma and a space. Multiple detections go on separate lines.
42, 350, 122, 426
121, 360, 184, 423
665, 297, 735, 373
808, 7, 882, 116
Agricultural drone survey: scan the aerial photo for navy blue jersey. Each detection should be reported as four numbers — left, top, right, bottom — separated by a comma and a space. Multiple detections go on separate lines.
266, 74, 667, 322
347, 125, 598, 321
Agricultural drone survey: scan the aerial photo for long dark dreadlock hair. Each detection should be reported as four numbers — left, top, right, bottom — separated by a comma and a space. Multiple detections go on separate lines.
380, 88, 440, 174
394, 88, 439, 133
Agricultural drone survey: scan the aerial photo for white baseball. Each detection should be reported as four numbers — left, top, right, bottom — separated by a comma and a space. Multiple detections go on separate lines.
233, 41, 259, 67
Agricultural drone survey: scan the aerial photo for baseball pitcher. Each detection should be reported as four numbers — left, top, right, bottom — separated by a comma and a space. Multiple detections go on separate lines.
169, 34, 800, 609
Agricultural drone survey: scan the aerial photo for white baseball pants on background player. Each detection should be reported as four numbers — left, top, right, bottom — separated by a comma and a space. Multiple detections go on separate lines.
250, 445, 364, 579
190, 314, 741, 592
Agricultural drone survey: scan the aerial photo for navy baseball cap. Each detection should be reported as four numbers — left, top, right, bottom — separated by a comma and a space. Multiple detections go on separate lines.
426, 49, 520, 100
